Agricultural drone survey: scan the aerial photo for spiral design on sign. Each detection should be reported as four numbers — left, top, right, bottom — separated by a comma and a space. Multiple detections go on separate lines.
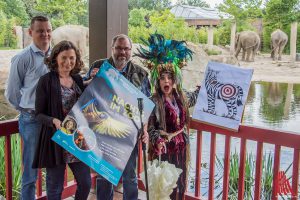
221, 84, 236, 98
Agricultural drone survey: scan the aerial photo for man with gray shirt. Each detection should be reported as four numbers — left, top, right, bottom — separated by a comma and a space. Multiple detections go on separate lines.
5, 16, 52, 200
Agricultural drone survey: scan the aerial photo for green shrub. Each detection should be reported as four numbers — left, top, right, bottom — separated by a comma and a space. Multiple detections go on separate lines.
214, 21, 231, 46
0, 11, 17, 48
0, 134, 22, 199
215, 152, 292, 200
129, 9, 210, 45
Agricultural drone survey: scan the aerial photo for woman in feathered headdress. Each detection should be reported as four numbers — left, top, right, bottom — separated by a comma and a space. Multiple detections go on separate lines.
135, 33, 200, 200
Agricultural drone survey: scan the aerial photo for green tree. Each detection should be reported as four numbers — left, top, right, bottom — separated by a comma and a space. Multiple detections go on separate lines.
176, 0, 210, 8
0, 0, 29, 25
34, 0, 88, 28
218, 0, 263, 31
0, 11, 17, 48
129, 8, 151, 27
262, 0, 300, 52
129, 9, 208, 44
264, 0, 299, 28
23, 0, 40, 19
128, 0, 171, 11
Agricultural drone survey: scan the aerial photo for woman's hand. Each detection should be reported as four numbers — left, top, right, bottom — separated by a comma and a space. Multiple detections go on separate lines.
157, 141, 165, 155
53, 118, 62, 130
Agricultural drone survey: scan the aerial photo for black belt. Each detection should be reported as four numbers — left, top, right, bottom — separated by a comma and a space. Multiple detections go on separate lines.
21, 108, 35, 115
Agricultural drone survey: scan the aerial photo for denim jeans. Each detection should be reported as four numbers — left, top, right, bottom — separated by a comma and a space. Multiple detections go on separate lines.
96, 145, 138, 200
46, 162, 91, 200
18, 111, 41, 200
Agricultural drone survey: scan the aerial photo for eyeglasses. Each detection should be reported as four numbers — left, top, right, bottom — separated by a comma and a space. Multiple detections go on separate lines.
113, 46, 131, 52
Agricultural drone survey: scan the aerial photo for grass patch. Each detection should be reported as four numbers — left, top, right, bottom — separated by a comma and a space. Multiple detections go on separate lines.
0, 47, 15, 50
204, 48, 222, 56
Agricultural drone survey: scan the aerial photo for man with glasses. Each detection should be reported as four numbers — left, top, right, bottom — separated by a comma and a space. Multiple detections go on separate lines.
85, 34, 150, 200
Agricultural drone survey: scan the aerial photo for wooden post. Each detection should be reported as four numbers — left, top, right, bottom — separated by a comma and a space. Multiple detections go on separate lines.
89, 0, 128, 65
290, 22, 298, 61
230, 22, 236, 54
207, 25, 214, 47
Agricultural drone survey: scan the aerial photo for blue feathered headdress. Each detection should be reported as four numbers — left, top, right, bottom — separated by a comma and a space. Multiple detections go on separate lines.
134, 33, 193, 92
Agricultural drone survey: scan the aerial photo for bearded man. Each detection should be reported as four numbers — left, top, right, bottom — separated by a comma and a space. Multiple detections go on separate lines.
85, 34, 150, 200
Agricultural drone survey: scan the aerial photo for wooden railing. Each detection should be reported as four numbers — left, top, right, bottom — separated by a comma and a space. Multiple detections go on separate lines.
0, 119, 96, 200
2, 118, 300, 200
184, 119, 300, 200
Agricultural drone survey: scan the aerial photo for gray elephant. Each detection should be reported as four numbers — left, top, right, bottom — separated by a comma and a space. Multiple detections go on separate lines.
235, 31, 260, 62
52, 25, 89, 57
270, 29, 288, 61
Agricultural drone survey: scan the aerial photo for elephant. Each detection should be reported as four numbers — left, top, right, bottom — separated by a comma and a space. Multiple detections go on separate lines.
270, 29, 288, 61
51, 25, 89, 57
235, 31, 260, 62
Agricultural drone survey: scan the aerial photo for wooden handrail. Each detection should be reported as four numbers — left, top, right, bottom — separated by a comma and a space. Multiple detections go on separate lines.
1, 118, 300, 200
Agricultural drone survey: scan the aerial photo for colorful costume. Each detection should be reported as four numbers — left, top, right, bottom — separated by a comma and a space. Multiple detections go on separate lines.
135, 34, 199, 200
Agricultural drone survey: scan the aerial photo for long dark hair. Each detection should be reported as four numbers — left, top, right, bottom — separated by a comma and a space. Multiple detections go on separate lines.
45, 40, 84, 74
153, 71, 190, 130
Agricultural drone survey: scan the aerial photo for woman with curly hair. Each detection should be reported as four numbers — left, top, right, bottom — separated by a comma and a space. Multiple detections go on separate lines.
33, 40, 91, 200
135, 34, 199, 200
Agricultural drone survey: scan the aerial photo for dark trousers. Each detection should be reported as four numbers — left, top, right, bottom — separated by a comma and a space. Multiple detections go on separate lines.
96, 146, 138, 200
46, 162, 91, 200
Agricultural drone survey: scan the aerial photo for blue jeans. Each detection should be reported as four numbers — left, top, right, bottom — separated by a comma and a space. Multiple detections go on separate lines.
46, 162, 91, 200
96, 146, 138, 200
18, 111, 41, 200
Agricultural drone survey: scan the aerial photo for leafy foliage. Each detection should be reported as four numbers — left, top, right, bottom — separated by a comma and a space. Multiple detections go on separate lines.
0, 134, 22, 199
129, 9, 208, 44
0, 0, 27, 48
176, 0, 210, 8
129, 8, 152, 27
34, 0, 88, 28
0, 0, 29, 25
23, 0, 41, 19
218, 0, 263, 30
0, 11, 17, 48
128, 0, 171, 11
215, 152, 292, 200
262, 0, 300, 52
214, 20, 232, 46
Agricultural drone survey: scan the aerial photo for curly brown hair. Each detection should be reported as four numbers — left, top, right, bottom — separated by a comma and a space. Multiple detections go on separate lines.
45, 40, 84, 74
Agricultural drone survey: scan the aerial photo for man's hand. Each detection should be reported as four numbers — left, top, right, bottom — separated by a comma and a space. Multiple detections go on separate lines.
90, 68, 99, 78
84, 68, 100, 86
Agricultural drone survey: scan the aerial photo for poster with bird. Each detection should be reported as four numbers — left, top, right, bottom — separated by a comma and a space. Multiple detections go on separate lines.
192, 61, 253, 131
52, 61, 155, 185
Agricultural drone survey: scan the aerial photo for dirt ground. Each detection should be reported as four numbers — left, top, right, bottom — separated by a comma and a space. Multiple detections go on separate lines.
0, 46, 299, 119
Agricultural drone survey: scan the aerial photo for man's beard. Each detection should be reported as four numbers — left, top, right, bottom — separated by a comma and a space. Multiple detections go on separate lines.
112, 55, 129, 68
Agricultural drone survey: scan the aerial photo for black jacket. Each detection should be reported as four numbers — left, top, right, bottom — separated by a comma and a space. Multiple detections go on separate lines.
86, 57, 149, 92
33, 71, 85, 168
